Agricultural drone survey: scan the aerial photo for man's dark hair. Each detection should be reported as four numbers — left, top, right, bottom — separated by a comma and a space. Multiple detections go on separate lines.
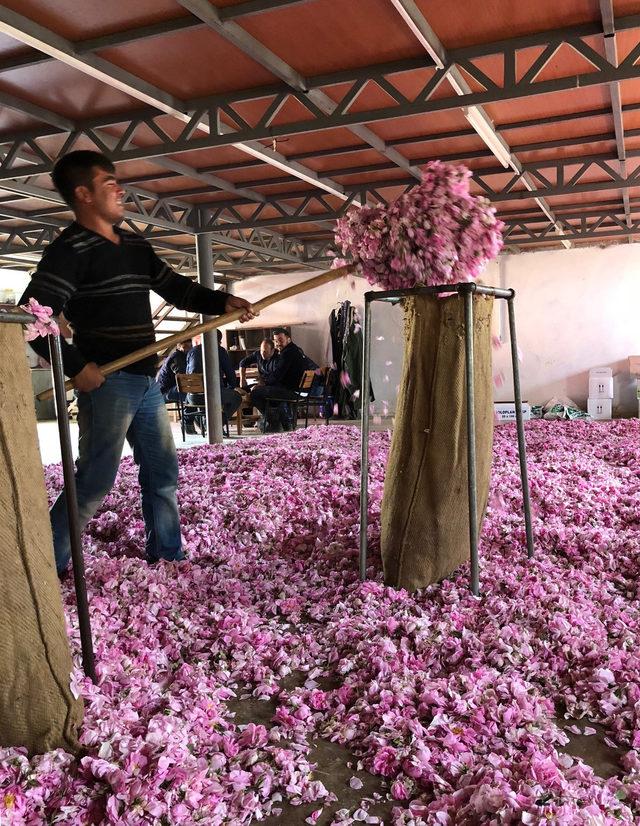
261, 338, 275, 348
272, 327, 290, 338
52, 150, 115, 207
217, 330, 223, 343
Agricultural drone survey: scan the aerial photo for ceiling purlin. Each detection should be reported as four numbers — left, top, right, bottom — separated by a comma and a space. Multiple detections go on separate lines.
388, 0, 571, 248
0, 11, 638, 250
2, 15, 640, 177
176, 0, 422, 183
0, 4, 358, 214
599, 0, 630, 231
0, 0, 314, 74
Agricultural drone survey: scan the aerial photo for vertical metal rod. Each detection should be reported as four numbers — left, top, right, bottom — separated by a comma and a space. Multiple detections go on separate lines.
507, 294, 535, 558
463, 291, 480, 597
358, 297, 373, 581
196, 232, 224, 445
48, 335, 96, 683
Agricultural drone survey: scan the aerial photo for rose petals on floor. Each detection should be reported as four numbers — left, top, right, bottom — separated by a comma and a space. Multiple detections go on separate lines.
3, 421, 640, 824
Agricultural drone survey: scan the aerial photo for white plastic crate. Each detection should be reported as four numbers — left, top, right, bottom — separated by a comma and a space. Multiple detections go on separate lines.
588, 376, 614, 399
587, 398, 612, 420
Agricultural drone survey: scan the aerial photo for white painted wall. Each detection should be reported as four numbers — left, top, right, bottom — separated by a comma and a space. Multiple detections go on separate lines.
228, 243, 640, 418
491, 245, 640, 417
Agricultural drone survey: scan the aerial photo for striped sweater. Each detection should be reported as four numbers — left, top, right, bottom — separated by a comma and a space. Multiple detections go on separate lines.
20, 222, 227, 378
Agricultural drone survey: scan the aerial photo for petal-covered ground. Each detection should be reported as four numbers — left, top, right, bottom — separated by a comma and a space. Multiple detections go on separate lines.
2, 421, 640, 824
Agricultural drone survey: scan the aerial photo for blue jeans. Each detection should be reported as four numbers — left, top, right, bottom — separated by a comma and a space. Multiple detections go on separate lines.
50, 372, 183, 574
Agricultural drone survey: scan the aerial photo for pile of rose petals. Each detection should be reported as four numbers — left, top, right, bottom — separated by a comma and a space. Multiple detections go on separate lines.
3, 420, 640, 824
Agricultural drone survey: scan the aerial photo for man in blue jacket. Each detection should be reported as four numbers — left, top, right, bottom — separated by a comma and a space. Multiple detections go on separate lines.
156, 339, 192, 401
186, 331, 243, 429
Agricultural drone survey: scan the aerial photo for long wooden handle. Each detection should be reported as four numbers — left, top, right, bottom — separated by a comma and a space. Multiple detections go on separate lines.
36, 264, 353, 401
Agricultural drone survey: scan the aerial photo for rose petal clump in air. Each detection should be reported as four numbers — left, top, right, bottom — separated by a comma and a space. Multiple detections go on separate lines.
334, 161, 504, 289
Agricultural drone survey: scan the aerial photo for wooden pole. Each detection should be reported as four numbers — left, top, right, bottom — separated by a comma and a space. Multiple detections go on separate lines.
37, 264, 353, 401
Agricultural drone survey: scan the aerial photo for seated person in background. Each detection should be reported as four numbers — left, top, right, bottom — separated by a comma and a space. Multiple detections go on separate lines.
239, 337, 277, 388
250, 327, 305, 432
156, 339, 192, 402
186, 331, 242, 429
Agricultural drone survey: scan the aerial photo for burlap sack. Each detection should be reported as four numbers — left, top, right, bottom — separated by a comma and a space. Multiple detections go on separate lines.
0, 324, 83, 754
381, 293, 494, 592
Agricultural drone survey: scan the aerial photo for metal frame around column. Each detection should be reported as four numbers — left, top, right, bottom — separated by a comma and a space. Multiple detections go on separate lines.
358, 283, 534, 595
0, 309, 96, 681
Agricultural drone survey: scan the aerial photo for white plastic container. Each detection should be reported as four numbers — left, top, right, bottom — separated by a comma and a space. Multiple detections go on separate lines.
588, 376, 614, 398
587, 398, 612, 420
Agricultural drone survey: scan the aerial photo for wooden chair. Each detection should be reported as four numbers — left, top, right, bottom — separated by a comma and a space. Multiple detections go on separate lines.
175, 373, 205, 441
234, 389, 260, 435
164, 394, 181, 424
175, 374, 232, 439
263, 369, 330, 431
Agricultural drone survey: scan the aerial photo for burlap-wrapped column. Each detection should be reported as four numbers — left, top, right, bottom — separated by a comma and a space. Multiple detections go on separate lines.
0, 324, 83, 754
381, 293, 494, 592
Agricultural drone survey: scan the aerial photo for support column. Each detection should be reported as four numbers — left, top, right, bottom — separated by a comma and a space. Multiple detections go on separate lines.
196, 232, 224, 445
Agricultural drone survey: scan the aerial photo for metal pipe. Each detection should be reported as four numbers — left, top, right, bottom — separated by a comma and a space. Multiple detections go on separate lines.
48, 335, 96, 683
196, 232, 224, 444
462, 289, 480, 596
358, 296, 373, 581
0, 308, 36, 325
507, 294, 535, 558
366, 283, 513, 302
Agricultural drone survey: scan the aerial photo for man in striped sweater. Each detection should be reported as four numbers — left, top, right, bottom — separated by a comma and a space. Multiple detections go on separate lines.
20, 150, 255, 577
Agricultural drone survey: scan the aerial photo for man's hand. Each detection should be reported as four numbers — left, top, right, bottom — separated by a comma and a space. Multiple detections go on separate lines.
73, 362, 105, 393
225, 295, 257, 323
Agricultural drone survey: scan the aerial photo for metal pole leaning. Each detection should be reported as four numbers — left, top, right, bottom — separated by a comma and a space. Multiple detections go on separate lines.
462, 287, 480, 596
48, 335, 97, 683
358, 296, 373, 581
507, 293, 535, 559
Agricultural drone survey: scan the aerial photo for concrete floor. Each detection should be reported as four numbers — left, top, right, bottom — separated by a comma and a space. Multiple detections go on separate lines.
36, 417, 270, 465
232, 675, 626, 824
35, 414, 375, 465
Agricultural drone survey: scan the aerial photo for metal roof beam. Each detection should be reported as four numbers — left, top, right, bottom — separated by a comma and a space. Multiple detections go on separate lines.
600, 0, 631, 227
4, 57, 640, 160
0, 176, 327, 262
176, 0, 421, 182
3, 43, 636, 172
0, 1, 313, 72
0, 6, 356, 207
389, 0, 570, 248
500, 197, 640, 220
116, 127, 617, 185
